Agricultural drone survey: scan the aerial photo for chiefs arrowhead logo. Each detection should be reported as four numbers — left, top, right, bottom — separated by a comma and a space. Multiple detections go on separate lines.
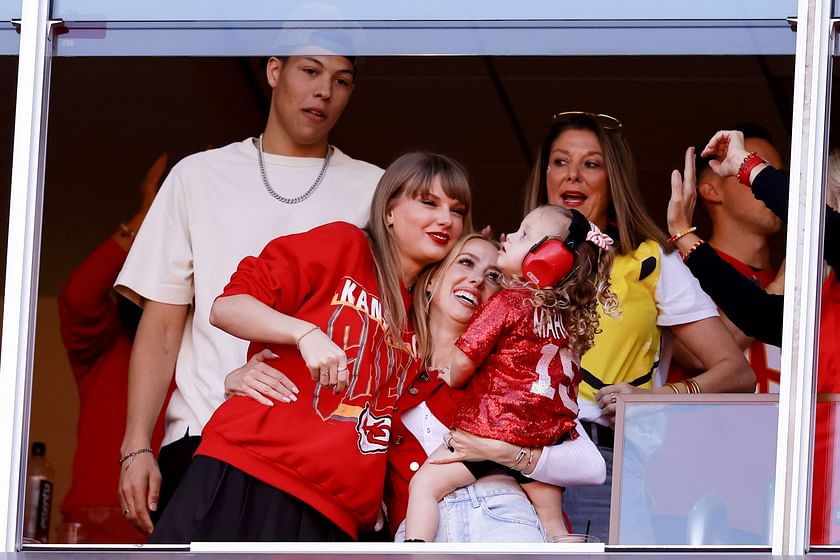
355, 403, 391, 454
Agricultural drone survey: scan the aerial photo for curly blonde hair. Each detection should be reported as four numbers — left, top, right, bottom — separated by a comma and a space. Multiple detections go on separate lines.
508, 206, 619, 357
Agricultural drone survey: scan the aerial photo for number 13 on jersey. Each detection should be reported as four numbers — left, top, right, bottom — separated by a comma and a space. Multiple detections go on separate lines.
530, 343, 578, 414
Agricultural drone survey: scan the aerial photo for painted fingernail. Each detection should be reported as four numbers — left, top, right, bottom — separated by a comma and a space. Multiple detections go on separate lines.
269, 352, 279, 359
291, 385, 299, 394
289, 393, 297, 401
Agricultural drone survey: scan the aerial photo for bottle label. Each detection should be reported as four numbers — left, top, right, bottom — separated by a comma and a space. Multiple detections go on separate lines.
35, 479, 52, 543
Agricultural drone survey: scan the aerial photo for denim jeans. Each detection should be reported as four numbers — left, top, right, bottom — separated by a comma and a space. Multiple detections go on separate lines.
395, 474, 546, 543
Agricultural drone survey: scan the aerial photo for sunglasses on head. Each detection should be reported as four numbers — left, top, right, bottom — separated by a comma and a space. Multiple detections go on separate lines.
552, 111, 623, 131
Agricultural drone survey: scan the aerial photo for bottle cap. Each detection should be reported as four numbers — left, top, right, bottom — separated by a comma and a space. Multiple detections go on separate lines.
31, 442, 46, 456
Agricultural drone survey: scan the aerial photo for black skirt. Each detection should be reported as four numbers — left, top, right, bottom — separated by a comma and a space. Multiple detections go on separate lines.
148, 455, 352, 543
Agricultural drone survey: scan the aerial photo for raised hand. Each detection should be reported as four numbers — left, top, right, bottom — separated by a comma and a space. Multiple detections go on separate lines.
115, 153, 168, 251
701, 130, 750, 178
667, 146, 697, 236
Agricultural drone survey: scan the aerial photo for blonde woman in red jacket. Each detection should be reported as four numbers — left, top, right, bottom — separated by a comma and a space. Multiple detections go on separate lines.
387, 232, 606, 542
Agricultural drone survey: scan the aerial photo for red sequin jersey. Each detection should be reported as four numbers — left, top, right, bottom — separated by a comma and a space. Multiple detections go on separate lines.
453, 289, 580, 447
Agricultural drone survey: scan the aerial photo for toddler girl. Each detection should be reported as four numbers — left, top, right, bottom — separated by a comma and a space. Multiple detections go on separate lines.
404, 205, 618, 542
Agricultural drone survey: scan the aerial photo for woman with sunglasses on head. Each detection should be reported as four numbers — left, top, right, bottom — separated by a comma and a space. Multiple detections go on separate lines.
520, 112, 755, 541
147, 152, 469, 543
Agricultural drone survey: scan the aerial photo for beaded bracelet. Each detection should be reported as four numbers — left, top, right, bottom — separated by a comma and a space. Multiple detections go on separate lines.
680, 239, 705, 262
737, 151, 767, 186
667, 226, 697, 245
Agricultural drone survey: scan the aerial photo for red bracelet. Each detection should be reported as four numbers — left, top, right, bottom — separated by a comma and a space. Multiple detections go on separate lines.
667, 226, 697, 245
680, 239, 705, 262
737, 152, 766, 186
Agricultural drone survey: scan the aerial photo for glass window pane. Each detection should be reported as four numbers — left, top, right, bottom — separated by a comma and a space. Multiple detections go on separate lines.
28, 53, 794, 547
0, 48, 18, 311
53, 20, 795, 57
0, 2, 20, 18
0, 1, 20, 56
51, 0, 797, 22
612, 396, 779, 545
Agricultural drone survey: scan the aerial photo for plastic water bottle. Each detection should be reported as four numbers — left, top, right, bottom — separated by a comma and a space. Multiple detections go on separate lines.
23, 442, 54, 544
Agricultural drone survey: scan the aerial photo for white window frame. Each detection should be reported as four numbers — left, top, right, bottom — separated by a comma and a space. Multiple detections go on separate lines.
772, 0, 833, 555
2, 0, 832, 554
1, 0, 52, 551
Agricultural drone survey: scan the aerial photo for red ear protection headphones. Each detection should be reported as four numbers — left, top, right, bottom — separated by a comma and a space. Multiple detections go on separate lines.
521, 209, 591, 288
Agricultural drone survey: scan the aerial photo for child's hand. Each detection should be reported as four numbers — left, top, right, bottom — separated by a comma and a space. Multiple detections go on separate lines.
431, 366, 451, 386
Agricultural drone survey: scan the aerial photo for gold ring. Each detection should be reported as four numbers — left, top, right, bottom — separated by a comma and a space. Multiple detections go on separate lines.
610, 393, 617, 404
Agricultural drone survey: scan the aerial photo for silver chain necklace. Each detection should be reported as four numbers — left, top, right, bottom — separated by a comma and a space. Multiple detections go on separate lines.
257, 134, 334, 204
